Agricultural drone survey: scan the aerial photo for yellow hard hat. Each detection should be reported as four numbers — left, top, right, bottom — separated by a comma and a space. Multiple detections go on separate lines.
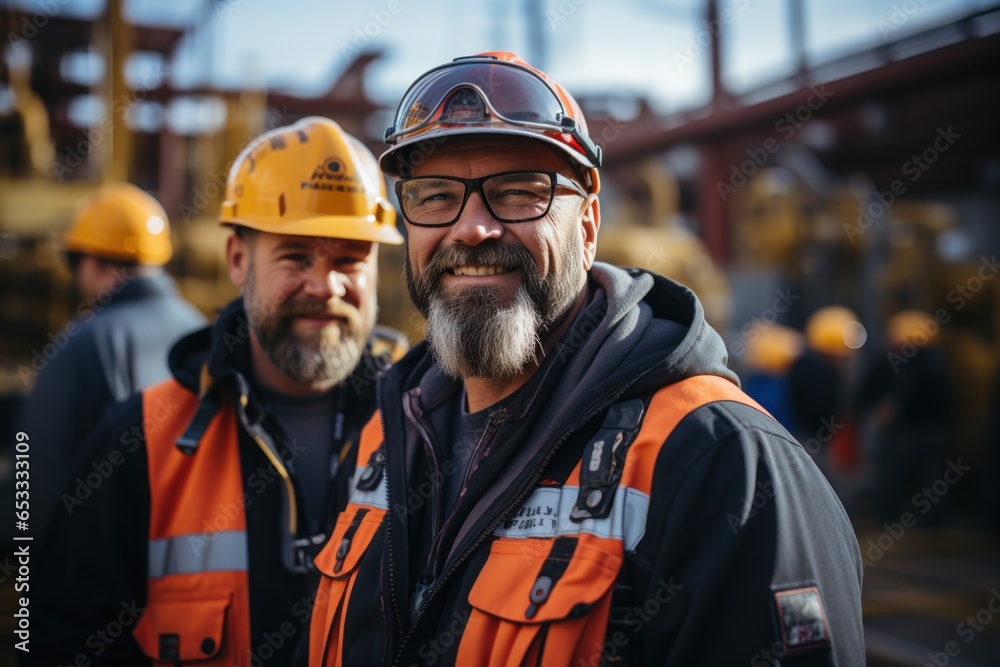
805, 306, 867, 356
64, 183, 172, 265
220, 117, 403, 245
745, 324, 804, 374
887, 310, 938, 348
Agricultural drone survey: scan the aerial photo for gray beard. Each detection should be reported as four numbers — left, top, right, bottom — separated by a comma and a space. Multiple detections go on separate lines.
406, 237, 583, 382
243, 265, 370, 385
426, 283, 544, 382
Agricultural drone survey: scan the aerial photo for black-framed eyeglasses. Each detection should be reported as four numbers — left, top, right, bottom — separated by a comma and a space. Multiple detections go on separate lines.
394, 170, 587, 227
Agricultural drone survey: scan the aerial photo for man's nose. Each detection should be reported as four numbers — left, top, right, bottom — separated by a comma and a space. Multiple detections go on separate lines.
448, 190, 504, 246
302, 265, 348, 301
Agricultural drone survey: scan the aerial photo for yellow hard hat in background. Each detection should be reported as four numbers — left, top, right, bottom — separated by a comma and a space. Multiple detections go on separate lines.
220, 116, 403, 245
745, 324, 804, 374
887, 310, 939, 348
64, 182, 173, 265
805, 306, 867, 357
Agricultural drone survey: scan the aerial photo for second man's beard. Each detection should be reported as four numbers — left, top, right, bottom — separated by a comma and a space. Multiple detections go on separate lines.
243, 265, 373, 385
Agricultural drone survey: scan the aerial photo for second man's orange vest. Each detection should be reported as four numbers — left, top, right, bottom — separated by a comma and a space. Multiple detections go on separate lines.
132, 380, 253, 664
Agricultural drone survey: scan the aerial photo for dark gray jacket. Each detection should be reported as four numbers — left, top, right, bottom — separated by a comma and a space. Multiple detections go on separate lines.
20, 273, 205, 537
318, 262, 865, 666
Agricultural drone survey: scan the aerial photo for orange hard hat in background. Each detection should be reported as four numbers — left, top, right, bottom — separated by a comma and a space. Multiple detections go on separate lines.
64, 182, 172, 265
220, 116, 403, 245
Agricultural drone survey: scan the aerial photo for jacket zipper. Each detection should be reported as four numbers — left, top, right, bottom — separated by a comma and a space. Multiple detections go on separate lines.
426, 413, 497, 576
403, 394, 444, 575
388, 370, 646, 666
382, 415, 407, 640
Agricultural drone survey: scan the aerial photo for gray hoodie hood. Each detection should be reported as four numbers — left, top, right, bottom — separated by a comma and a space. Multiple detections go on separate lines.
546, 261, 737, 414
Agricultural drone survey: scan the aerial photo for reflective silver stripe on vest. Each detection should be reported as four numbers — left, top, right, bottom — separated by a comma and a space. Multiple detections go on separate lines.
149, 530, 248, 578
493, 485, 649, 551
350, 466, 389, 510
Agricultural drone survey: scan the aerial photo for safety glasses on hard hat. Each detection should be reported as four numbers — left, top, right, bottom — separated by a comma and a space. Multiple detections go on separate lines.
395, 170, 587, 227
384, 56, 603, 168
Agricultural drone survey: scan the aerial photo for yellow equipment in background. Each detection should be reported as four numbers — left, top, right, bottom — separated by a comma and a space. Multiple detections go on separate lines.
595, 160, 730, 328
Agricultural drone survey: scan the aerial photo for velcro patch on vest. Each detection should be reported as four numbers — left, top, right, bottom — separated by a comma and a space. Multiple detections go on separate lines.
772, 584, 832, 654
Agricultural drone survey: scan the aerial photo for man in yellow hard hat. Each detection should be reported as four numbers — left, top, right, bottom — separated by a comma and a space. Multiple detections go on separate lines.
28, 117, 404, 666
21, 182, 205, 539
857, 310, 951, 521
790, 306, 866, 481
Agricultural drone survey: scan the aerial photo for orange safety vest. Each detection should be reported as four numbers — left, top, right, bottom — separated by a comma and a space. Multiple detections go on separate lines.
310, 375, 770, 666
131, 379, 253, 664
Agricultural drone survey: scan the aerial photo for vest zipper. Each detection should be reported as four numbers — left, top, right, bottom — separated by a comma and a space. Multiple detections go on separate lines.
533, 625, 550, 667
335, 507, 370, 573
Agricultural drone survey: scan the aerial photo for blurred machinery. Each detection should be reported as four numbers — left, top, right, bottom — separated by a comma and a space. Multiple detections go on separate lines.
595, 159, 730, 328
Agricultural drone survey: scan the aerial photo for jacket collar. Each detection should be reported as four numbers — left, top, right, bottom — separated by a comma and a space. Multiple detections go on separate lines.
100, 272, 181, 306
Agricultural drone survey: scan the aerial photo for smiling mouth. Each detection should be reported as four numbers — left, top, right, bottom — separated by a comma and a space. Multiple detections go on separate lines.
449, 265, 515, 277
294, 313, 347, 322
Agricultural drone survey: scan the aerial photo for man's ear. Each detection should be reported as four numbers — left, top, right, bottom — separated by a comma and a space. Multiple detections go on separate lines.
226, 233, 250, 288
580, 194, 600, 270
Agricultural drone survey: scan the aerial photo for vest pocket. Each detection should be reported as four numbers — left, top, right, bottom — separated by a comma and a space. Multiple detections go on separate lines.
457, 535, 622, 667
133, 593, 231, 663
309, 504, 385, 666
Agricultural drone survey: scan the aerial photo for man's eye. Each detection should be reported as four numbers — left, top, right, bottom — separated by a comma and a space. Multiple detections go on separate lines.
420, 191, 458, 204
335, 257, 366, 270
492, 187, 547, 203
283, 254, 312, 266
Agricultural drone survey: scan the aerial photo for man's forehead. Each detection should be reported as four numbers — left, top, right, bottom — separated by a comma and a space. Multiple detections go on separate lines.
261, 233, 373, 253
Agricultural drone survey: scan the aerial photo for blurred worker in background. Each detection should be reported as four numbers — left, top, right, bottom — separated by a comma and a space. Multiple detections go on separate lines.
857, 310, 951, 522
790, 306, 865, 485
27, 117, 405, 666
307, 53, 864, 666
20, 182, 205, 539
740, 322, 803, 432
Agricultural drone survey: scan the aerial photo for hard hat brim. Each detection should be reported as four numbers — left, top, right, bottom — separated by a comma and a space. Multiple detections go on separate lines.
380, 127, 597, 177
62, 234, 172, 265
220, 215, 404, 245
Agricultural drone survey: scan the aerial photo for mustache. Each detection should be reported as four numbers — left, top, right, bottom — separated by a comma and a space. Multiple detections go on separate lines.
278, 299, 361, 322
423, 241, 535, 281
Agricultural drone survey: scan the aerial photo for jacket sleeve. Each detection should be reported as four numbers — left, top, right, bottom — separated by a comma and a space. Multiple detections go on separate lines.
20, 329, 116, 537
24, 397, 150, 666
623, 402, 865, 666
